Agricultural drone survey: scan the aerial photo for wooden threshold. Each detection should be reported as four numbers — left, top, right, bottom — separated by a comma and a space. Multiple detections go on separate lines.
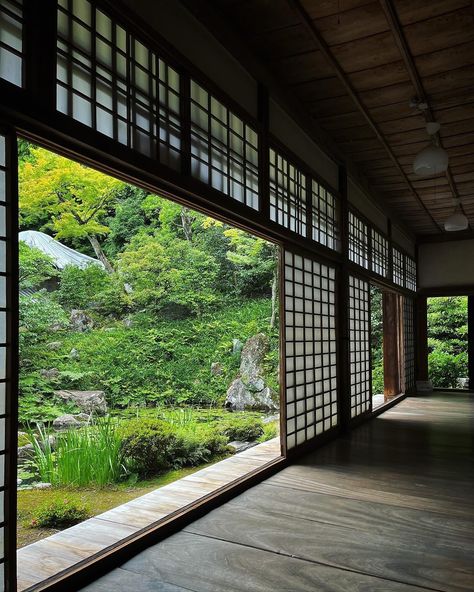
17, 438, 282, 592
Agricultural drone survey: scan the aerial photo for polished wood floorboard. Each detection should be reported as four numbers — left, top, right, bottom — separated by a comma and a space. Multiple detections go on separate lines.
17, 439, 281, 591
82, 393, 474, 592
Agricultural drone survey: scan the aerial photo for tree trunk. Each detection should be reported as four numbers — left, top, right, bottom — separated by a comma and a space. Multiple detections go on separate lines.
270, 265, 278, 329
87, 235, 114, 273
180, 207, 194, 242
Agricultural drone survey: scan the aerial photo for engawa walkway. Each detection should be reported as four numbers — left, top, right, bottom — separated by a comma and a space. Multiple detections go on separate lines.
81, 393, 474, 592
17, 438, 281, 591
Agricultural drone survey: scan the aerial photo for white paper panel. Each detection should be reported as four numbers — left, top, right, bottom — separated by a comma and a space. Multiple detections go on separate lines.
0, 0, 23, 87
349, 275, 371, 418
284, 250, 337, 450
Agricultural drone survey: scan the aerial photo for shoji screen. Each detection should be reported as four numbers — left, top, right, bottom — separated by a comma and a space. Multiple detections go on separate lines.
56, 0, 181, 168
190, 80, 259, 210
348, 212, 369, 269
0, 131, 17, 591
270, 150, 306, 236
283, 250, 338, 451
0, 0, 23, 87
371, 229, 388, 278
405, 256, 417, 292
392, 247, 404, 287
310, 180, 339, 251
349, 275, 371, 418
403, 296, 415, 392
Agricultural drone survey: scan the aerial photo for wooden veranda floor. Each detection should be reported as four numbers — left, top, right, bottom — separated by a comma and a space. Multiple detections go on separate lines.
17, 438, 281, 591
81, 392, 474, 592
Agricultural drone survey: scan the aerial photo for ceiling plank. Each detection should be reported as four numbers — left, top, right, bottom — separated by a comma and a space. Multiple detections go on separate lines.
285, 0, 441, 231
380, 0, 471, 227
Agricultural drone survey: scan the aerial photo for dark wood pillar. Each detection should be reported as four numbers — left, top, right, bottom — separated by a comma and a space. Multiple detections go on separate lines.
337, 165, 350, 431
383, 292, 401, 397
468, 296, 474, 390
416, 296, 428, 381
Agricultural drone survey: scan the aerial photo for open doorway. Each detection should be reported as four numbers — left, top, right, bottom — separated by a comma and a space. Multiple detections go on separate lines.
370, 285, 384, 409
427, 296, 468, 389
16, 139, 281, 567
370, 284, 404, 410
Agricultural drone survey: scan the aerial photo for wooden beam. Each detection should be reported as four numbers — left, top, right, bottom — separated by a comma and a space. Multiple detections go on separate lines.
179, 0, 417, 241
378, 0, 471, 230
285, 0, 441, 233
383, 292, 402, 397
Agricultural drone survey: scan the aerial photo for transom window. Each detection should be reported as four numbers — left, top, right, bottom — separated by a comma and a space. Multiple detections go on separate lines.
311, 179, 339, 251
269, 149, 306, 236
348, 212, 369, 269
190, 80, 259, 209
0, 0, 23, 87
57, 0, 181, 168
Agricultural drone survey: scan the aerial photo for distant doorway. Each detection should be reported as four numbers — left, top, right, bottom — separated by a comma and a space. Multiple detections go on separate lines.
371, 285, 404, 410
427, 296, 468, 389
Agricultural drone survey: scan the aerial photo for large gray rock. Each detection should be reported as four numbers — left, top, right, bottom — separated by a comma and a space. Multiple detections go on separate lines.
225, 333, 277, 411
211, 362, 223, 376
54, 390, 108, 415
18, 443, 35, 459
232, 339, 243, 355
40, 368, 60, 380
46, 341, 62, 351
226, 380, 276, 411
52, 414, 84, 430
240, 333, 269, 378
70, 309, 94, 332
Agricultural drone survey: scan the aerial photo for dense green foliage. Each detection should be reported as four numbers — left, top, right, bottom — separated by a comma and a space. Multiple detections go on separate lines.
217, 416, 264, 441
27, 419, 123, 487
370, 285, 384, 396
119, 418, 228, 477
25, 411, 268, 487
427, 296, 468, 388
18, 143, 279, 424
31, 495, 90, 529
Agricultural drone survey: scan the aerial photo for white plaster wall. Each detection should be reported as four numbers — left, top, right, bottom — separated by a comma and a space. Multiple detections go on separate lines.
347, 177, 387, 233
269, 99, 339, 190
392, 226, 416, 257
418, 240, 474, 288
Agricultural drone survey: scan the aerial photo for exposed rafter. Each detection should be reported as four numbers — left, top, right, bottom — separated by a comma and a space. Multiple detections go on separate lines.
285, 0, 442, 232
379, 0, 470, 230
179, 0, 418, 240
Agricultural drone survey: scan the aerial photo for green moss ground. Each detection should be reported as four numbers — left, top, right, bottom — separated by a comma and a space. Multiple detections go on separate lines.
17, 463, 217, 548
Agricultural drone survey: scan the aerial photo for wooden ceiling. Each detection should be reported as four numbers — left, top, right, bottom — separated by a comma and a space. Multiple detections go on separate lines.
183, 0, 474, 236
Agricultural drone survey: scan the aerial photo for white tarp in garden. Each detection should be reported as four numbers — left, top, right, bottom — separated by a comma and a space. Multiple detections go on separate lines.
19, 230, 105, 269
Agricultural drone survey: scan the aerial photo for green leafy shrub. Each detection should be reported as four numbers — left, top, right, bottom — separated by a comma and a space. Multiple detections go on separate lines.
19, 242, 57, 290
19, 373, 70, 424
371, 364, 384, 396
38, 299, 277, 411
118, 232, 219, 317
428, 350, 467, 388
31, 495, 90, 528
119, 419, 179, 476
217, 416, 264, 441
258, 421, 279, 443
58, 264, 126, 316
119, 418, 228, 477
19, 291, 68, 352
18, 432, 30, 447
171, 426, 228, 468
